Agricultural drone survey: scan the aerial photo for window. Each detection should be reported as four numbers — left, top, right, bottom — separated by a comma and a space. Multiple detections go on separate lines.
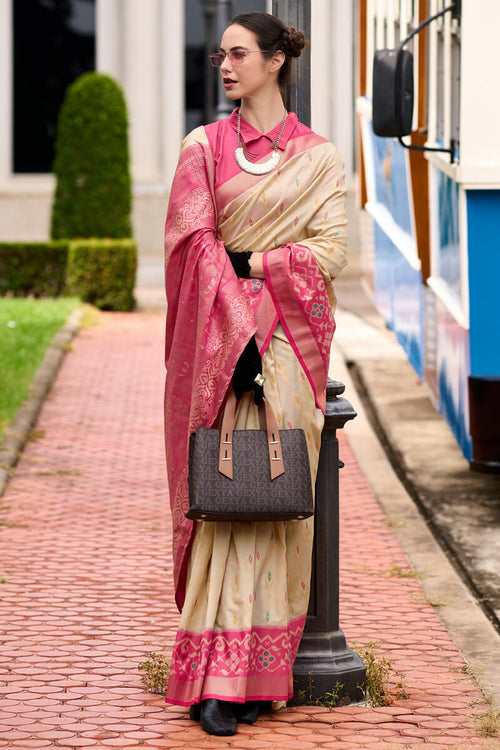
428, 0, 461, 154
13, 0, 96, 173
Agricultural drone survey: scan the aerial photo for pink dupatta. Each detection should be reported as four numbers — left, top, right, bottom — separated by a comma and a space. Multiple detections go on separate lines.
164, 135, 257, 610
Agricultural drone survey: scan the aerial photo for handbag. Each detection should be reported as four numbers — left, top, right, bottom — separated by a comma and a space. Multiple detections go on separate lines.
187, 390, 313, 522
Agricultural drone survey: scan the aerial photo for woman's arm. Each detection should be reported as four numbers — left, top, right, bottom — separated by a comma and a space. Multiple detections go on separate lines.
299, 144, 348, 281
249, 252, 265, 279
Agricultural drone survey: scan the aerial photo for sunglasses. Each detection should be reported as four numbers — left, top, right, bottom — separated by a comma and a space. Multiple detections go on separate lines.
209, 49, 272, 67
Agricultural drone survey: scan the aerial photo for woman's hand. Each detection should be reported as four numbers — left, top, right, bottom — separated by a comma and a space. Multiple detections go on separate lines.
232, 336, 264, 405
226, 249, 252, 277
225, 249, 265, 279
248, 253, 265, 279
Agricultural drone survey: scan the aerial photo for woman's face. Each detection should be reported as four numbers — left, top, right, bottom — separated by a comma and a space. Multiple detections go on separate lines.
218, 24, 279, 101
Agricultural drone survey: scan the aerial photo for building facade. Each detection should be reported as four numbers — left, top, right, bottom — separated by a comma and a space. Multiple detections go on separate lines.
0, 0, 354, 257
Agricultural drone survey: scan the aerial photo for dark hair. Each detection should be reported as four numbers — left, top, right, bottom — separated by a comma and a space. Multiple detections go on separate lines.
229, 11, 307, 88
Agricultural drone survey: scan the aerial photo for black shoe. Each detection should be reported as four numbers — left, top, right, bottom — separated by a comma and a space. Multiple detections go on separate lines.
231, 700, 260, 724
189, 703, 200, 721
200, 699, 237, 736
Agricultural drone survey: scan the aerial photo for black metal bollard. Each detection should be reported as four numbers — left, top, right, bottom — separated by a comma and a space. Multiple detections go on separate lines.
293, 379, 366, 703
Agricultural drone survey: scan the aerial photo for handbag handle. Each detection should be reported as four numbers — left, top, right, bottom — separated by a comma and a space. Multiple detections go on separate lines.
218, 391, 285, 481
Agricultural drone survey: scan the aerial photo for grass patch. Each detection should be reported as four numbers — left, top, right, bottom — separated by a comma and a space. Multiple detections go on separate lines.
0, 520, 28, 528
138, 652, 170, 694
425, 589, 457, 608
357, 642, 392, 706
388, 563, 414, 578
0, 297, 79, 443
475, 707, 500, 738
386, 515, 407, 529
79, 303, 101, 329
293, 672, 344, 707
354, 641, 409, 706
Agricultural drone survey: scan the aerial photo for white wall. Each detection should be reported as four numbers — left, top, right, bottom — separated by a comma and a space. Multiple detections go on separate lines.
457, 1, 500, 188
311, 0, 355, 182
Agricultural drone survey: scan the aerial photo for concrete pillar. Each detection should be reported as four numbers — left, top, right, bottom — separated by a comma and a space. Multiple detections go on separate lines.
310, 0, 331, 140
122, 0, 162, 183
97, 0, 184, 187
161, 0, 184, 185
330, 0, 354, 179
311, 0, 354, 181
96, 0, 184, 255
96, 0, 121, 79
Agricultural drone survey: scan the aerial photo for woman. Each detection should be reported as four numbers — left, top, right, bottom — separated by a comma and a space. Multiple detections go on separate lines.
163, 11, 347, 736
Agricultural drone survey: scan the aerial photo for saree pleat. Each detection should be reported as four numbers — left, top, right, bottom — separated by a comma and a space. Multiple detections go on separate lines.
165, 326, 323, 705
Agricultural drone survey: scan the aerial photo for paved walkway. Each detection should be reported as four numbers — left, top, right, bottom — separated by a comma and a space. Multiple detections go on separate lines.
0, 312, 497, 749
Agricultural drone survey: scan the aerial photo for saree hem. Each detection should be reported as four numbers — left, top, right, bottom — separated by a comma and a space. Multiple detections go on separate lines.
165, 615, 306, 707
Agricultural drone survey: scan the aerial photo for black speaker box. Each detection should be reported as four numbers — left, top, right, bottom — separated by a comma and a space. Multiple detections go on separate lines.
372, 48, 414, 137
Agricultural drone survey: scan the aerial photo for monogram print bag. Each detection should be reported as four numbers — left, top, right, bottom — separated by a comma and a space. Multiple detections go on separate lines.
187, 390, 313, 522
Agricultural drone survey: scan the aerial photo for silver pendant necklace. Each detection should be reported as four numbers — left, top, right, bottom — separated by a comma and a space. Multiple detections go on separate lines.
234, 109, 288, 175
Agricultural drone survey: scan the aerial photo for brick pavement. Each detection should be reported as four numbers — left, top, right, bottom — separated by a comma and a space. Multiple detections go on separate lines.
0, 311, 497, 749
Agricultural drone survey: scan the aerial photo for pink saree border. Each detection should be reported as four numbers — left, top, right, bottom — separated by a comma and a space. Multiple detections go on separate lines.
165, 615, 306, 706
263, 247, 334, 413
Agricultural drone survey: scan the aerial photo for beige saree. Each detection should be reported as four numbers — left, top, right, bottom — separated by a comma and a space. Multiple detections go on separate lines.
164, 110, 347, 706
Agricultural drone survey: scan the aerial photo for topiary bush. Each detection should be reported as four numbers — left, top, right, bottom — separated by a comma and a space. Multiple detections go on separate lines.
0, 242, 69, 297
66, 239, 137, 311
51, 72, 132, 240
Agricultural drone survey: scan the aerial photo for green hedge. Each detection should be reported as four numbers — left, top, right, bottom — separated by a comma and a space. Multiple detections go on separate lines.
66, 239, 137, 311
51, 72, 132, 240
0, 241, 69, 297
0, 239, 137, 312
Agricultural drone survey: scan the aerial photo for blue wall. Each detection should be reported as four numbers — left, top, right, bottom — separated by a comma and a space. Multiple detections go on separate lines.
467, 190, 500, 377
371, 136, 413, 235
368, 130, 424, 378
373, 223, 424, 378
435, 172, 461, 303
435, 298, 472, 460
428, 169, 471, 456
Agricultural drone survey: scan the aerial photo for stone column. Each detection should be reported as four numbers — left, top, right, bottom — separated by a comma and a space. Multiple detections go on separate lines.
160, 0, 185, 185
96, 0, 120, 79
122, 0, 162, 183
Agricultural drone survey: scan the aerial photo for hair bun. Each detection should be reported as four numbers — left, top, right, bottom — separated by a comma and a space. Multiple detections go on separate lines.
282, 26, 306, 58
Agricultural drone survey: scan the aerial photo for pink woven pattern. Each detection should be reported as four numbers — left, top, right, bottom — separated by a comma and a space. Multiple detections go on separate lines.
164, 139, 256, 609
